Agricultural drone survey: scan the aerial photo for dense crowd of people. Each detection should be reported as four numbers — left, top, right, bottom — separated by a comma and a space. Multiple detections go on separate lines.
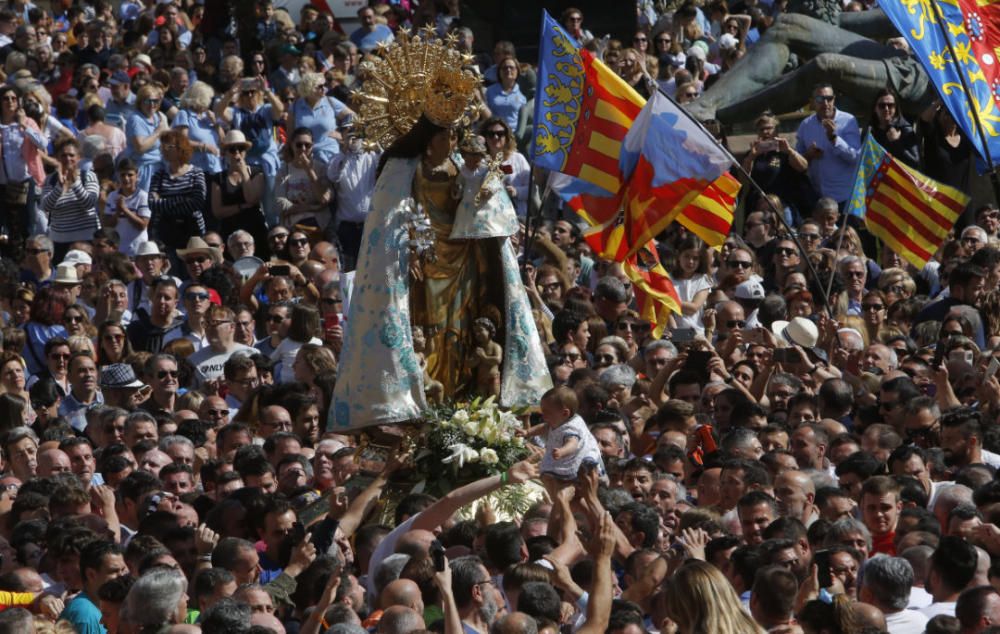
0, 0, 998, 633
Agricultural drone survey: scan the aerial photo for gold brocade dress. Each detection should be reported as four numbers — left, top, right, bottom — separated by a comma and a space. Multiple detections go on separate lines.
410, 159, 506, 397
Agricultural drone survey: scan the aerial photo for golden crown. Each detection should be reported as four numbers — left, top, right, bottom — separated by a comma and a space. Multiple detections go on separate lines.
354, 27, 481, 148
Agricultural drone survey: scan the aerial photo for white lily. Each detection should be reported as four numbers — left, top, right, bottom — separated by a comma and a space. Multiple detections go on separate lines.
442, 443, 480, 469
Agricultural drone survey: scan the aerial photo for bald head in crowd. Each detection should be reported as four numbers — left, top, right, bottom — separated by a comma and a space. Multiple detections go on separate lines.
381, 578, 424, 613
377, 606, 425, 634
37, 448, 72, 477
491, 612, 539, 634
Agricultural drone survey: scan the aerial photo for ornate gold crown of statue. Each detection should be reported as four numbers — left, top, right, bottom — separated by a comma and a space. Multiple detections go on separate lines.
354, 27, 481, 148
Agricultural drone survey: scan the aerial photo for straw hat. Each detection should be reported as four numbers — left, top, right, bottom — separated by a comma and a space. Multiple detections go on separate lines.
176, 237, 223, 264
52, 263, 81, 286
220, 130, 252, 150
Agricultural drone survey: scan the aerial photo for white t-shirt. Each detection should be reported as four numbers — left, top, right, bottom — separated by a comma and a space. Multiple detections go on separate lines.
271, 336, 322, 383
884, 608, 928, 634
105, 189, 151, 256
919, 601, 955, 619
190, 343, 254, 385
672, 274, 713, 334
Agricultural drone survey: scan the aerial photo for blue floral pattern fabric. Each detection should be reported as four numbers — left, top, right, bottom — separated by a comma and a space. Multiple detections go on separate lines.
330, 158, 551, 432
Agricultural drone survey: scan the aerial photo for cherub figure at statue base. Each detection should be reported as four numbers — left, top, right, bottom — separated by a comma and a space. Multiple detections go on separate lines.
469, 317, 502, 398
412, 325, 444, 404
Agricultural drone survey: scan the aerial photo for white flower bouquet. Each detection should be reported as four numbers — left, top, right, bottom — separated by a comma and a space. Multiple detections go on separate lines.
412, 396, 537, 517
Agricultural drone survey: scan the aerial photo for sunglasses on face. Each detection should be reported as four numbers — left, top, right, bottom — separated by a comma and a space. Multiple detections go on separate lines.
776, 247, 797, 256
268, 315, 286, 323
727, 260, 752, 269
727, 319, 746, 329
815, 95, 835, 103
157, 370, 179, 379
863, 303, 885, 311
185, 292, 209, 301
289, 238, 309, 246
186, 256, 209, 265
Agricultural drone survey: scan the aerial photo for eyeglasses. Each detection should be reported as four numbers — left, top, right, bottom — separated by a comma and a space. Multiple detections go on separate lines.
799, 232, 820, 241
207, 408, 230, 417
486, 130, 506, 138
206, 242, 222, 249
267, 315, 286, 323
876, 102, 896, 109
65, 316, 83, 323
321, 297, 343, 305
595, 354, 616, 363
186, 256, 209, 265
231, 376, 259, 387
727, 319, 746, 329
185, 292, 209, 301
142, 98, 161, 105
289, 238, 309, 246
157, 370, 179, 379
776, 247, 797, 256
559, 352, 581, 361
656, 37, 672, 44
634, 36, 647, 42
845, 270, 865, 278
475, 579, 498, 588
727, 260, 752, 269
814, 95, 835, 103
227, 147, 246, 155
104, 333, 124, 341
295, 142, 313, 149
49, 353, 70, 360
863, 303, 885, 311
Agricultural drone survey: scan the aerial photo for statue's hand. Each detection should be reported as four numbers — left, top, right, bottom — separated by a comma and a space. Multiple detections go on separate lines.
409, 258, 424, 281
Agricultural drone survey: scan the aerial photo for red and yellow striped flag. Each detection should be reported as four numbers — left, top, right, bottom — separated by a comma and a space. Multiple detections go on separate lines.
676, 173, 741, 248
847, 134, 967, 269
624, 243, 682, 339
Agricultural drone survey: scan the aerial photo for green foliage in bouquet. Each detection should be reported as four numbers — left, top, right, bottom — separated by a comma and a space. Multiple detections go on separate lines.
412, 396, 530, 501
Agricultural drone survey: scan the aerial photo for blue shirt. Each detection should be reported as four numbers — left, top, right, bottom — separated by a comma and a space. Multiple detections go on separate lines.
124, 111, 164, 169
105, 96, 136, 130
795, 109, 861, 203
350, 24, 394, 53
61, 592, 106, 634
292, 96, 348, 162
231, 105, 279, 176
172, 109, 223, 174
485, 83, 526, 131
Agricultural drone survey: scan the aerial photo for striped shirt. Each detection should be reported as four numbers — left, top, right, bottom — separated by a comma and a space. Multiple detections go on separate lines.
41, 170, 101, 243
149, 166, 207, 246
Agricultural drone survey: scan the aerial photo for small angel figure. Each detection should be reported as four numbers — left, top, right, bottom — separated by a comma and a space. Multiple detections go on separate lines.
412, 325, 443, 403
469, 317, 502, 397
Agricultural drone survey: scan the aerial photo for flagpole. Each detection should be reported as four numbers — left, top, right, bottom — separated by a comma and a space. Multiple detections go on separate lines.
522, 163, 540, 269
928, 0, 1000, 208
654, 86, 834, 312
825, 126, 871, 304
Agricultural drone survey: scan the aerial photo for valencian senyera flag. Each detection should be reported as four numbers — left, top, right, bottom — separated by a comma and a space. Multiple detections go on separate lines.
580, 91, 739, 262
879, 0, 1000, 169
535, 10, 737, 249
532, 10, 644, 196
847, 133, 968, 269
